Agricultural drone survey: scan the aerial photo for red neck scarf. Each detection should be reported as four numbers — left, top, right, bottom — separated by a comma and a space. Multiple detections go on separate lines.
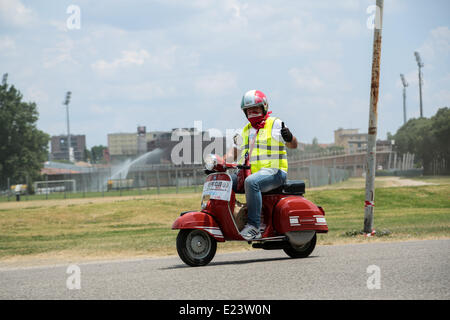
248, 111, 272, 129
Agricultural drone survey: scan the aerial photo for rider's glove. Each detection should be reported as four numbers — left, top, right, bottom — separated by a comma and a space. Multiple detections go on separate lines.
281, 122, 293, 143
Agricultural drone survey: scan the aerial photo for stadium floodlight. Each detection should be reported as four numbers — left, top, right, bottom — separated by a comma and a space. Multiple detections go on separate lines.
63, 91, 74, 162
414, 51, 424, 67
64, 91, 71, 106
414, 51, 424, 118
400, 74, 408, 124
400, 74, 408, 87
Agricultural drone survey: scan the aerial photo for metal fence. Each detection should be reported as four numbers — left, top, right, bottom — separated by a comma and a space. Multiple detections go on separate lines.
1, 162, 351, 202
288, 164, 351, 187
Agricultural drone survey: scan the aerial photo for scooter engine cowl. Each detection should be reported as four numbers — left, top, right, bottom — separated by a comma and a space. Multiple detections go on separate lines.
273, 196, 328, 234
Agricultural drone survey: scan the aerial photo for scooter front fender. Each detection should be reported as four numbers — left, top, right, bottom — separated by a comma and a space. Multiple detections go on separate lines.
172, 211, 225, 242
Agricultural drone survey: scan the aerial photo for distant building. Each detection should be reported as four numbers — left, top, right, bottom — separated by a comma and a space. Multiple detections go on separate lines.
108, 133, 138, 156
107, 126, 154, 162
334, 128, 368, 153
108, 126, 227, 164
50, 135, 86, 162
334, 128, 393, 154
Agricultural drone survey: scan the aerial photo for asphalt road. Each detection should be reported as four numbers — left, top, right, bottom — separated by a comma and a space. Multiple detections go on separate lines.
0, 239, 449, 300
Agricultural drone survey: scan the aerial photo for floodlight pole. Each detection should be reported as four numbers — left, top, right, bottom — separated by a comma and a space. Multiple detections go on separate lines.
400, 74, 408, 124
364, 0, 384, 234
414, 51, 424, 118
64, 91, 73, 162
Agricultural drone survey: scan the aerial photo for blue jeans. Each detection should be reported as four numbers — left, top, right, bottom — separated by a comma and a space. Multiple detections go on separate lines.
231, 168, 287, 229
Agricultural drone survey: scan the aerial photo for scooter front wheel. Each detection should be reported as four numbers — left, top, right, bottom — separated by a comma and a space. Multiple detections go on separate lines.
176, 229, 217, 267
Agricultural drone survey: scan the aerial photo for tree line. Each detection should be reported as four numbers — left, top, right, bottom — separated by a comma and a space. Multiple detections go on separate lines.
389, 107, 449, 175
0, 74, 107, 189
0, 74, 49, 188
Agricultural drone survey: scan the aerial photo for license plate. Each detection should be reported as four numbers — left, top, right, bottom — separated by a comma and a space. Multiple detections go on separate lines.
202, 180, 232, 201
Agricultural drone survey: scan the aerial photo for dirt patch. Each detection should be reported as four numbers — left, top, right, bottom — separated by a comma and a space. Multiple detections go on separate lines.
311, 177, 435, 190
380, 177, 435, 187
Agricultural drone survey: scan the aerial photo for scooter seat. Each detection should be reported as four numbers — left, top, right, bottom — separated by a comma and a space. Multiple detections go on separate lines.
262, 180, 305, 195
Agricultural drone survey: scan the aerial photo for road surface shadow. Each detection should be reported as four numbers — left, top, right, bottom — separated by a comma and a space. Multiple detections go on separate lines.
161, 255, 319, 270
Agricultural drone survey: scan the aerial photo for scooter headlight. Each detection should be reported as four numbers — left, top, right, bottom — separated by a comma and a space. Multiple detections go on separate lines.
204, 154, 217, 171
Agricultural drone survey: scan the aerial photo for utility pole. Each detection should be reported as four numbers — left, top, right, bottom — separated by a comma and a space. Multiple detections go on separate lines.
400, 74, 408, 124
63, 91, 74, 162
414, 51, 424, 118
364, 0, 384, 234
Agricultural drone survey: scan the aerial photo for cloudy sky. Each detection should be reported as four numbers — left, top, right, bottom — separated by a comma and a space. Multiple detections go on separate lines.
1, 0, 449, 148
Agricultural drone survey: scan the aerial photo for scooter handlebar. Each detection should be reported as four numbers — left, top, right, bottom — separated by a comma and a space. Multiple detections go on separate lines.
204, 163, 250, 175
225, 162, 250, 170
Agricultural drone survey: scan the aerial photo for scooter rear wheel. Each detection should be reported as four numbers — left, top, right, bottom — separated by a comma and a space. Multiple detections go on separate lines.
283, 233, 316, 259
176, 229, 217, 267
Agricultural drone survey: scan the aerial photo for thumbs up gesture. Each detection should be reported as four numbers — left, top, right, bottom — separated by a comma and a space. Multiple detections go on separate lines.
280, 122, 293, 142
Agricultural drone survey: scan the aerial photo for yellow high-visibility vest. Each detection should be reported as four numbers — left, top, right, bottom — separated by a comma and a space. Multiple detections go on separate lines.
240, 117, 288, 174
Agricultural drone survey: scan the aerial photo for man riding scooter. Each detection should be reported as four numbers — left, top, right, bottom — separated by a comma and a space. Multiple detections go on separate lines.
225, 90, 298, 240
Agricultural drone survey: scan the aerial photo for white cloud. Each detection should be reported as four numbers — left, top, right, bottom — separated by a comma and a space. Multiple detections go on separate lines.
0, 0, 36, 28
48, 19, 69, 33
337, 0, 361, 10
194, 72, 238, 96
157, 0, 215, 9
25, 86, 49, 105
433, 88, 450, 107
336, 19, 363, 38
0, 36, 16, 52
92, 49, 150, 72
91, 46, 178, 76
289, 60, 349, 92
89, 104, 114, 115
289, 67, 324, 91
98, 81, 175, 101
418, 26, 450, 61
43, 38, 79, 68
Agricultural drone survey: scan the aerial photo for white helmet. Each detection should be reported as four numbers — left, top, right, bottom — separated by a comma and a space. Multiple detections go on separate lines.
240, 90, 269, 115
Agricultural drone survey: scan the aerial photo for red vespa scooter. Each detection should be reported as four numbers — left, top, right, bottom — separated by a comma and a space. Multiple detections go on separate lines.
172, 154, 328, 267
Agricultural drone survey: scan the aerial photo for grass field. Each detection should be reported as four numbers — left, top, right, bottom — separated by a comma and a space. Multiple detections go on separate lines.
0, 177, 449, 267
0, 185, 201, 202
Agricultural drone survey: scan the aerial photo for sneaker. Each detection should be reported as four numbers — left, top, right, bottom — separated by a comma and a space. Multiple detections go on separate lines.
240, 224, 261, 240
